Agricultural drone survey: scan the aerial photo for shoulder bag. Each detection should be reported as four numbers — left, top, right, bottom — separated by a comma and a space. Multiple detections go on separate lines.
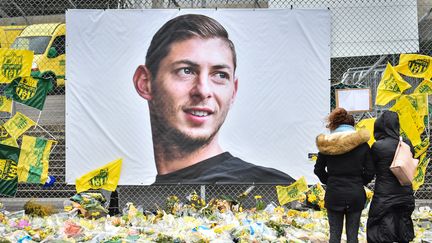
390, 136, 419, 186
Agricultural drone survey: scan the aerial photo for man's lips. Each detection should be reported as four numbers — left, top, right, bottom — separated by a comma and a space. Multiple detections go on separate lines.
184, 107, 214, 117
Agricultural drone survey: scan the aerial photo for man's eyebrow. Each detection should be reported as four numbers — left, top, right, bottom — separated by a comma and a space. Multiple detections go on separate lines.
171, 60, 233, 71
212, 64, 233, 71
171, 60, 199, 68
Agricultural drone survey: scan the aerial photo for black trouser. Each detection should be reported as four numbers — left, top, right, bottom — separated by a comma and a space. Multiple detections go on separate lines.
327, 209, 362, 243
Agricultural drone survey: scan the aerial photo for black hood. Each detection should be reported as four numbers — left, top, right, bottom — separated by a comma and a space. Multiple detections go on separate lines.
374, 110, 400, 140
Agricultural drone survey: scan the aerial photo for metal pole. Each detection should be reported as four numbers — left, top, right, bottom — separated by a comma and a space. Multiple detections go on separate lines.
11, 0, 29, 25
67, 0, 77, 8
418, 7, 432, 24
356, 55, 387, 86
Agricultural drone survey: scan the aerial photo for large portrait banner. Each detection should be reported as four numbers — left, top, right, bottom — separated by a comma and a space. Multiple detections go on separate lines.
66, 9, 331, 185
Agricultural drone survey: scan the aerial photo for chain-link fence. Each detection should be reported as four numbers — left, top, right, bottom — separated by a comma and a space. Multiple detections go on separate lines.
0, 0, 432, 211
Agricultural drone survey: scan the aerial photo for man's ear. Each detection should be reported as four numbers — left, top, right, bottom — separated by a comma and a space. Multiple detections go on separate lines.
231, 77, 238, 105
133, 65, 153, 100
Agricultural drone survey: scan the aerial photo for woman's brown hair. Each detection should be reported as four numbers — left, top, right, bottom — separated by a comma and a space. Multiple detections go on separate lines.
326, 108, 354, 131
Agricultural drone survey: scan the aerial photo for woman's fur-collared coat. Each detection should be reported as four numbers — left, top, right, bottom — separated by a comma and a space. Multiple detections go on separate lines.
314, 129, 374, 212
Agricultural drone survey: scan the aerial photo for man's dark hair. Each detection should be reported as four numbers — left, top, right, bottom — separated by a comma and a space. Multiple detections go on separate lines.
145, 14, 237, 78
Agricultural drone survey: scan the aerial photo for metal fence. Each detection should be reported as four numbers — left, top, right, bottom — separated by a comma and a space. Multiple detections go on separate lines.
0, 0, 432, 211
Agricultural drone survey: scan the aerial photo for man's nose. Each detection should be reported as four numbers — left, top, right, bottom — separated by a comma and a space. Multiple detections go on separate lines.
190, 73, 212, 99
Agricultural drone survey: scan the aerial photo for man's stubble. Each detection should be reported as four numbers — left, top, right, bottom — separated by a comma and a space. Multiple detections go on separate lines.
149, 84, 228, 162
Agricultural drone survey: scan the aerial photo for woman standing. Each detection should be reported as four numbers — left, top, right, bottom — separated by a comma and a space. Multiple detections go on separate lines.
367, 110, 415, 242
314, 108, 374, 243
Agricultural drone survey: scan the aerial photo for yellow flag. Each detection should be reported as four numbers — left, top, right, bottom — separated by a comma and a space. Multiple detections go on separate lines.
395, 54, 432, 78
390, 97, 422, 146
0, 95, 12, 113
17, 135, 57, 184
376, 63, 412, 106
414, 137, 430, 158
355, 118, 376, 146
404, 93, 428, 117
0, 125, 17, 147
75, 158, 123, 193
412, 153, 430, 191
397, 96, 425, 134
0, 48, 33, 83
3, 112, 36, 138
276, 176, 308, 206
414, 79, 432, 94
0, 137, 18, 148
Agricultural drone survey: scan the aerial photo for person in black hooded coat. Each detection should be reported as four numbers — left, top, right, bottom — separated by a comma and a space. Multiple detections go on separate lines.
367, 110, 415, 243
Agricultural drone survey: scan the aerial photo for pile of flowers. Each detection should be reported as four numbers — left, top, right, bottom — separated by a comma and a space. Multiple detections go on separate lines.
303, 183, 325, 210
0, 189, 431, 242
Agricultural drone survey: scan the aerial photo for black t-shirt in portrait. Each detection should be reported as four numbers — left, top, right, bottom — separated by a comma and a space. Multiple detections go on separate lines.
154, 152, 294, 184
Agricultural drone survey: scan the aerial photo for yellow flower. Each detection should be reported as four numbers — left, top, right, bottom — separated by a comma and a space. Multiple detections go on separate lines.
308, 194, 317, 203
303, 223, 315, 230
254, 195, 262, 199
287, 209, 300, 217
64, 205, 73, 211
298, 193, 306, 203
318, 201, 325, 209
274, 206, 285, 214
167, 195, 178, 201
366, 190, 374, 199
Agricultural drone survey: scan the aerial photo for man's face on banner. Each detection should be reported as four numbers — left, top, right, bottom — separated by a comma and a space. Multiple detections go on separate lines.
149, 37, 238, 144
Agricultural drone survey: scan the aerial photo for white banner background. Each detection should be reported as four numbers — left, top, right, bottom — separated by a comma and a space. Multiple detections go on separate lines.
66, 9, 331, 185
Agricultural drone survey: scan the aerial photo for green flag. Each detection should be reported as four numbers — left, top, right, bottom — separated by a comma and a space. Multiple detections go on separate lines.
0, 143, 20, 196
4, 75, 53, 110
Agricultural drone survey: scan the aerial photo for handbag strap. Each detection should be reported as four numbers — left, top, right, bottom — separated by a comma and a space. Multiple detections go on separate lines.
393, 136, 402, 158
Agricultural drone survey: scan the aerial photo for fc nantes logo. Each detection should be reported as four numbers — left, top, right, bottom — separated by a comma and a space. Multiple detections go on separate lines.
0, 159, 17, 181
418, 84, 432, 93
16, 77, 37, 100
0, 125, 10, 140
408, 59, 430, 75
405, 96, 418, 110
89, 169, 108, 188
2, 52, 23, 80
287, 186, 299, 198
383, 75, 400, 92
